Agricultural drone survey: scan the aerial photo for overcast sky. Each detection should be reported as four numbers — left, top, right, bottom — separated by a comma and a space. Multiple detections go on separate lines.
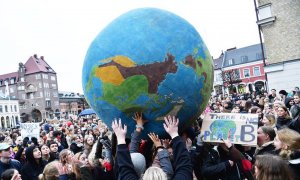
0, 0, 260, 93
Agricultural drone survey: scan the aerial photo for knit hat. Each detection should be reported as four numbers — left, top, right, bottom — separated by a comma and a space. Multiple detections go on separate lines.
130, 152, 146, 177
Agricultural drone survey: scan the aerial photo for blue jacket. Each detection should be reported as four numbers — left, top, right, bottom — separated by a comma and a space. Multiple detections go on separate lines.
0, 159, 21, 176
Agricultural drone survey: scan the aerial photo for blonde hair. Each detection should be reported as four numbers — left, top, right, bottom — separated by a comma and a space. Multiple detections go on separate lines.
142, 167, 167, 180
264, 114, 276, 127
38, 161, 59, 180
277, 128, 300, 159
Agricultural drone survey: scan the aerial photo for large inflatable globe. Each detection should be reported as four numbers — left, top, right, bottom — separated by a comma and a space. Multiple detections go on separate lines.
82, 8, 214, 138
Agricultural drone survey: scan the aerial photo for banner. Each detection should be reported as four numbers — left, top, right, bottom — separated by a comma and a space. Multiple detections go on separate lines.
20, 123, 40, 140
200, 113, 258, 146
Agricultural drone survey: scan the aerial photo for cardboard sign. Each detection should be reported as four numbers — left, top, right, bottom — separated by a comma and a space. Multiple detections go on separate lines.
200, 113, 258, 146
20, 123, 40, 140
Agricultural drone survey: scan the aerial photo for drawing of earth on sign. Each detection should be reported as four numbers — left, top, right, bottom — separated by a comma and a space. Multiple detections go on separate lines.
209, 120, 236, 140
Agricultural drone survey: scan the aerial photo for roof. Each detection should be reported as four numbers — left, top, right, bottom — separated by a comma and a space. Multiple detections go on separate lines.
24, 55, 56, 75
213, 54, 224, 70
59, 91, 84, 99
223, 44, 263, 67
0, 72, 18, 82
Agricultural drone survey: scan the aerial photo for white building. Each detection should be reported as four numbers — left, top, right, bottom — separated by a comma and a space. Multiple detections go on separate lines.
0, 93, 20, 129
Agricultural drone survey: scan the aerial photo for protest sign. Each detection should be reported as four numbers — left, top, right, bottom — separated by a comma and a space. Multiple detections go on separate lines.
200, 113, 258, 146
20, 123, 40, 140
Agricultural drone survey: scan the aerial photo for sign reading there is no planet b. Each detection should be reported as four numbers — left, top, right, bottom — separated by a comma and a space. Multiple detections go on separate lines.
200, 113, 258, 146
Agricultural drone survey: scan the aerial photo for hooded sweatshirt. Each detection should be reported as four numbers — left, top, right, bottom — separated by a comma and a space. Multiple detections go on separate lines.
21, 145, 47, 180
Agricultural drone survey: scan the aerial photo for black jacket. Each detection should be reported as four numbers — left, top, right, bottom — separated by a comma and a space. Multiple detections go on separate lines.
21, 145, 47, 180
117, 136, 193, 180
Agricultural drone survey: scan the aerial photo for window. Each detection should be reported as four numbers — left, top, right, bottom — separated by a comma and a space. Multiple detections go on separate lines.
228, 59, 233, 65
22, 94, 26, 99
5, 105, 8, 112
234, 69, 240, 79
46, 100, 51, 107
29, 93, 34, 99
53, 92, 58, 97
243, 69, 250, 78
39, 83, 42, 88
42, 74, 48, 79
0, 105, 2, 113
51, 76, 56, 81
10, 87, 14, 93
45, 91, 50, 98
241, 56, 248, 63
43, 83, 49, 88
40, 92, 43, 98
257, 3, 276, 26
20, 77, 24, 82
35, 74, 41, 79
14, 105, 17, 112
254, 67, 260, 76
18, 86, 25, 91
10, 105, 12, 112
0, 80, 2, 86
256, 53, 262, 60
52, 84, 57, 89
10, 78, 15, 84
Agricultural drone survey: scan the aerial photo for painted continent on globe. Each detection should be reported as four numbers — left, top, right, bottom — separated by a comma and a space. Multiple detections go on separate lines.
82, 8, 214, 138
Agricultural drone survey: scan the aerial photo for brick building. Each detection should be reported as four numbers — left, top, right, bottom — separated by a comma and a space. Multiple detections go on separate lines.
255, 0, 300, 92
218, 44, 266, 94
59, 91, 88, 119
0, 54, 59, 122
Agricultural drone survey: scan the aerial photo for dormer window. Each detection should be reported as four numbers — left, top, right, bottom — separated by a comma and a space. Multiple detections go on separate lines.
228, 59, 233, 66
241, 56, 248, 63
257, 3, 276, 26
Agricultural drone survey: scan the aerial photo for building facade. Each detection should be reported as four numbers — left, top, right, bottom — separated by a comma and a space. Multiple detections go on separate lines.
256, 0, 300, 92
0, 95, 20, 129
212, 54, 224, 96
59, 91, 88, 119
221, 44, 266, 94
0, 54, 59, 122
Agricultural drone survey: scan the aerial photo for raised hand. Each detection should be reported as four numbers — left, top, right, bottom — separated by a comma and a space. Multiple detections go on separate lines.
111, 118, 127, 145
162, 139, 171, 149
148, 133, 162, 148
132, 112, 148, 126
163, 115, 179, 139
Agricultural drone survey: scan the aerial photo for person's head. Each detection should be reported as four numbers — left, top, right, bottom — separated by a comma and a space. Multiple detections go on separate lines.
271, 89, 276, 95
74, 135, 83, 144
142, 166, 167, 180
59, 149, 73, 165
273, 101, 284, 112
274, 128, 300, 158
279, 90, 288, 98
257, 126, 276, 147
25, 145, 41, 164
262, 114, 276, 127
130, 153, 146, 178
1, 169, 21, 180
39, 161, 59, 180
231, 105, 240, 113
52, 131, 61, 139
38, 137, 45, 146
47, 141, 58, 153
40, 144, 50, 156
294, 94, 300, 104
84, 135, 94, 146
254, 155, 293, 180
15, 136, 23, 146
277, 105, 290, 118
0, 143, 12, 164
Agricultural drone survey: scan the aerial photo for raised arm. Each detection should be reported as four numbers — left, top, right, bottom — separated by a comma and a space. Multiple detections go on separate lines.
163, 116, 193, 180
112, 119, 139, 180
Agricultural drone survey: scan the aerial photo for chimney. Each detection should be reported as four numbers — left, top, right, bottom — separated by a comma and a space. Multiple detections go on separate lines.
33, 54, 37, 59
40, 56, 44, 60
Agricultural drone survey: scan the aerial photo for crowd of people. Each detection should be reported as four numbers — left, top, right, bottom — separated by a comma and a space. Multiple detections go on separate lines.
0, 87, 299, 180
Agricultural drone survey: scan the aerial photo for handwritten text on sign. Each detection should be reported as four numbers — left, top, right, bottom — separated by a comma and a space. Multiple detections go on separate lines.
200, 113, 258, 146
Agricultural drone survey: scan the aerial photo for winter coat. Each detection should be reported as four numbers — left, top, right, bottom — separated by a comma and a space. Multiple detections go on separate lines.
20, 145, 47, 180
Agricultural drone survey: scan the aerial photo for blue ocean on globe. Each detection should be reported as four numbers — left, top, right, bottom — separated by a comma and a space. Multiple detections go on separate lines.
82, 8, 214, 138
